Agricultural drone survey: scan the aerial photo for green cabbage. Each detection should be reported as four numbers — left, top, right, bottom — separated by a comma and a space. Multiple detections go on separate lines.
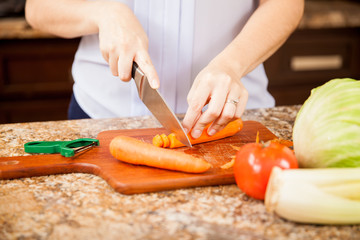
293, 78, 360, 168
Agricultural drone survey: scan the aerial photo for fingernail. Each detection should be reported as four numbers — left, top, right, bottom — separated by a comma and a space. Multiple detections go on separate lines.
208, 129, 216, 136
151, 79, 159, 89
192, 129, 202, 139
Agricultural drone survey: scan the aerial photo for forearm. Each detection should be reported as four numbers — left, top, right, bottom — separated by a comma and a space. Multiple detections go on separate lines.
25, 0, 128, 39
214, 0, 304, 78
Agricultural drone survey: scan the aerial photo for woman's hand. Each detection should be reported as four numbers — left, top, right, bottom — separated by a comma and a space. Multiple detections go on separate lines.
182, 57, 248, 139
25, 0, 160, 88
96, 3, 159, 88
182, 0, 304, 138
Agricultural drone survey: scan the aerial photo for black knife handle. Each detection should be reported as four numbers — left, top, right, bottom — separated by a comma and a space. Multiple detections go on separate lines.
131, 62, 141, 79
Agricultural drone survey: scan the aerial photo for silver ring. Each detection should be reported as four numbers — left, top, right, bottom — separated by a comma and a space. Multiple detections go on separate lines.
225, 99, 239, 106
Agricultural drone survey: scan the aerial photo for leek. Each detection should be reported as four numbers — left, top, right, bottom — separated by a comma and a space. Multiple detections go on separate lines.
265, 167, 360, 225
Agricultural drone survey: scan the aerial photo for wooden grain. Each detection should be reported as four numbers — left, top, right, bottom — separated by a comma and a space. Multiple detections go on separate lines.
0, 121, 276, 194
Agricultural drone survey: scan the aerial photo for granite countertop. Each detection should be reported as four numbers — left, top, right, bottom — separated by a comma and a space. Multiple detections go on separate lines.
1, 0, 360, 39
0, 105, 359, 240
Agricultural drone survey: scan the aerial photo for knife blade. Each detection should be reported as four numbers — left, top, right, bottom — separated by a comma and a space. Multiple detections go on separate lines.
131, 62, 192, 147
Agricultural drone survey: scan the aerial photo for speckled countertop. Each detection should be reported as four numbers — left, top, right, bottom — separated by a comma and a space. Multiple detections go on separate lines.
0, 105, 359, 240
1, 0, 360, 39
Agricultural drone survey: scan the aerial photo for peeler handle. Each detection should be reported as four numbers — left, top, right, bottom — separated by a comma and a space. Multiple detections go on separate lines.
24, 138, 99, 157
24, 141, 65, 154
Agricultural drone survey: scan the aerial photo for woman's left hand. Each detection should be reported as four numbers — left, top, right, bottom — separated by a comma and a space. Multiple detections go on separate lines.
182, 0, 305, 139
182, 58, 248, 139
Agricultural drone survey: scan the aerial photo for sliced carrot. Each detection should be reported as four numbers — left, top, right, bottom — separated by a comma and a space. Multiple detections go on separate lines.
110, 135, 212, 173
152, 134, 163, 147
270, 138, 293, 148
220, 157, 235, 169
230, 144, 241, 151
168, 133, 183, 148
154, 118, 243, 148
160, 134, 170, 148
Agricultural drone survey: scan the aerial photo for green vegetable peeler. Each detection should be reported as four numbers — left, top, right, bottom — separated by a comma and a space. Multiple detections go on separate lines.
24, 138, 100, 157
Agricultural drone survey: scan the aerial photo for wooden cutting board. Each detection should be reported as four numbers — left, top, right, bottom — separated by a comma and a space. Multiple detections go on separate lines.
0, 121, 276, 194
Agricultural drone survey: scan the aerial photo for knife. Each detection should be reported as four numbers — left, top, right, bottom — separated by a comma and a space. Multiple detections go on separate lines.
131, 62, 192, 147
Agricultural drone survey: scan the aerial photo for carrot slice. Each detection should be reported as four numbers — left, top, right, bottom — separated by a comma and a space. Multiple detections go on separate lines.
152, 134, 163, 147
110, 135, 212, 173
160, 134, 170, 148
168, 133, 183, 148
230, 144, 241, 151
154, 118, 243, 148
270, 138, 293, 148
220, 157, 235, 169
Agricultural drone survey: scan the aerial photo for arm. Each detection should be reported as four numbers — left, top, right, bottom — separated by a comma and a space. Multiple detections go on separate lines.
182, 0, 304, 138
25, 0, 159, 87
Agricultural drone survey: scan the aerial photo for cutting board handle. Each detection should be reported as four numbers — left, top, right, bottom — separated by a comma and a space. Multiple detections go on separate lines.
0, 154, 98, 180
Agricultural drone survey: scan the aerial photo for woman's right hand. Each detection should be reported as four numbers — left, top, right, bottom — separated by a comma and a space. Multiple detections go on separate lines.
96, 2, 159, 88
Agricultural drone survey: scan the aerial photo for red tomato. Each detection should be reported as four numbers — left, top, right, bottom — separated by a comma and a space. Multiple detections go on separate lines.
234, 142, 298, 200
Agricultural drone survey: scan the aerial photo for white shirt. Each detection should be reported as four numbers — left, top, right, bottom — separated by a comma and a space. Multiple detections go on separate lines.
72, 0, 275, 119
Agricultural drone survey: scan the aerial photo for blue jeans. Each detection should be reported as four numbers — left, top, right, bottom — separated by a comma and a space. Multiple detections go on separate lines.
68, 94, 90, 120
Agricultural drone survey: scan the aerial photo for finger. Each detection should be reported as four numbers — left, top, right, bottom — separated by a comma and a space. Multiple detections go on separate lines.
234, 89, 248, 118
208, 96, 237, 135
101, 51, 109, 64
108, 52, 119, 77
186, 73, 201, 100
135, 51, 159, 89
182, 111, 201, 134
182, 88, 211, 134
118, 52, 134, 82
189, 89, 227, 138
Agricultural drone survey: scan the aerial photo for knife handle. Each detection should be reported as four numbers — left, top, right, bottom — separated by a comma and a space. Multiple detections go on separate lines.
131, 62, 144, 78
131, 62, 137, 78
131, 62, 147, 98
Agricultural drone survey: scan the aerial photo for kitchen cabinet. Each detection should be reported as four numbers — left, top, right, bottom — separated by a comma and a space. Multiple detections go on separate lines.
264, 27, 360, 106
0, 37, 80, 123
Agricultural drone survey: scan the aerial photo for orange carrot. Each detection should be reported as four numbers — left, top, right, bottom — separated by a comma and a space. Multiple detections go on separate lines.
154, 118, 244, 148
110, 135, 212, 173
220, 157, 235, 169
230, 145, 241, 151
270, 138, 293, 148
152, 134, 163, 147
160, 134, 170, 148
168, 133, 183, 148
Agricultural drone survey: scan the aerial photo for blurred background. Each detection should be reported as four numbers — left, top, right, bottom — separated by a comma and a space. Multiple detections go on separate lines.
0, 0, 360, 124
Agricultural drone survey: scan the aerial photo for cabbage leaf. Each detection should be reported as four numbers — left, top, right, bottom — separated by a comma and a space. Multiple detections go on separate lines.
293, 78, 360, 168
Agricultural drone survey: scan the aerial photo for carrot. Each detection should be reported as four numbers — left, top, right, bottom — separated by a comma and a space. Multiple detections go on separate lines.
154, 118, 243, 148
168, 133, 183, 148
110, 135, 212, 173
220, 157, 235, 169
152, 134, 163, 147
270, 138, 293, 148
160, 134, 170, 148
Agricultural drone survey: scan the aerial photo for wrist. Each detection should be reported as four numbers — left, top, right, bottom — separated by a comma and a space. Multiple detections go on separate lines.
209, 49, 247, 81
91, 1, 133, 33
